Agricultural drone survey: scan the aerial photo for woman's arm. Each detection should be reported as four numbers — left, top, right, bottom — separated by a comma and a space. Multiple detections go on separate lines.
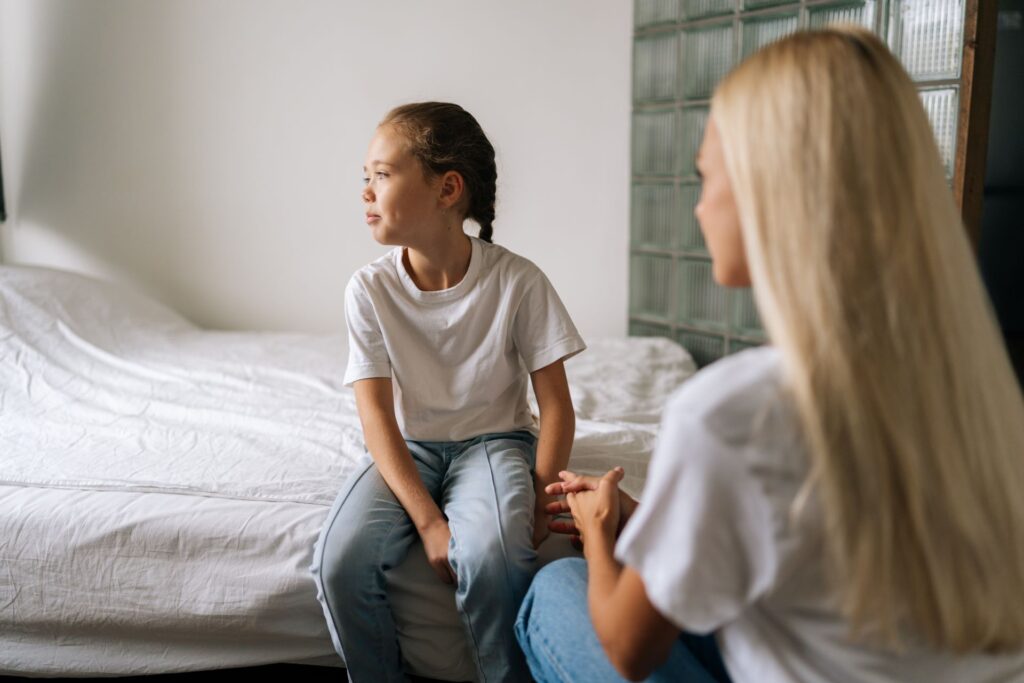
569, 470, 681, 681
353, 377, 456, 584
530, 359, 576, 548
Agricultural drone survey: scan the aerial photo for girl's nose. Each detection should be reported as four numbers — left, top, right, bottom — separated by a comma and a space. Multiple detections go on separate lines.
362, 185, 373, 203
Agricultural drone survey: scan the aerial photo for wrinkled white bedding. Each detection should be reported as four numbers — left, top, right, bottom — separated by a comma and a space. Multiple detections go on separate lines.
0, 264, 696, 679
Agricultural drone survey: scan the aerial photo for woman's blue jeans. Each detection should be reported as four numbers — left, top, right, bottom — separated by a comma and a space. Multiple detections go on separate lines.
309, 430, 538, 683
515, 558, 733, 683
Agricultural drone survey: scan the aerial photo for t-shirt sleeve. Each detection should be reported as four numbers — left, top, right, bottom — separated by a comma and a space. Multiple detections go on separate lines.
613, 395, 778, 634
511, 271, 586, 373
342, 276, 392, 386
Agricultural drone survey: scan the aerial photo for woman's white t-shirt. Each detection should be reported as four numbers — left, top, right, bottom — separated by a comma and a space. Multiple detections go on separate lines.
615, 346, 1024, 683
343, 235, 586, 442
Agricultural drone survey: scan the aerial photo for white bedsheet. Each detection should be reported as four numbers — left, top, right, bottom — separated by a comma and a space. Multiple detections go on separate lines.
0, 264, 696, 679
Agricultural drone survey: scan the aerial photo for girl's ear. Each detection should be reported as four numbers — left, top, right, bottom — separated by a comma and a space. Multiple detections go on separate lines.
438, 170, 465, 209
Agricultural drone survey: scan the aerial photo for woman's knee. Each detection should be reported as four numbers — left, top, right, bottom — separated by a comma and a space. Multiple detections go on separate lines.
530, 557, 588, 604
517, 559, 587, 628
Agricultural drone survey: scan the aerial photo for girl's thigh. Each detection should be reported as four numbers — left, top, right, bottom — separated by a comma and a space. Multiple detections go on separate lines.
441, 434, 537, 582
312, 444, 448, 579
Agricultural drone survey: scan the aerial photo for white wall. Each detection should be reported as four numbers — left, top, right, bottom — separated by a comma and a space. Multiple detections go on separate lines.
0, 0, 631, 337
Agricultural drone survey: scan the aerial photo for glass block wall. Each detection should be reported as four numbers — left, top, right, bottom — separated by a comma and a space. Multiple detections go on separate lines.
630, 0, 967, 366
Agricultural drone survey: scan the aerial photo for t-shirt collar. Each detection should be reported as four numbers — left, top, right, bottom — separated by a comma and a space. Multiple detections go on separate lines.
394, 236, 482, 303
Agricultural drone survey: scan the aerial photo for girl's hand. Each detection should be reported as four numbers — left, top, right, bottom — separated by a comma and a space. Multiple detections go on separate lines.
545, 467, 638, 539
419, 518, 457, 585
564, 468, 624, 546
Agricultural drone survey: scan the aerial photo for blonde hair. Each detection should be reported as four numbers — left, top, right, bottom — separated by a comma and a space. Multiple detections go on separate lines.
711, 26, 1024, 654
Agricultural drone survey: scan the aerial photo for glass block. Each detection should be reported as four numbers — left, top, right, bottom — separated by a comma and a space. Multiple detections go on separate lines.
682, 23, 735, 100
891, 0, 965, 80
677, 258, 729, 328
632, 183, 678, 249
808, 0, 877, 29
679, 183, 707, 251
634, 33, 680, 102
676, 330, 725, 367
732, 288, 765, 336
919, 87, 958, 177
680, 107, 708, 177
630, 253, 675, 318
682, 0, 735, 23
741, 12, 800, 58
633, 108, 679, 176
743, 0, 797, 11
629, 319, 674, 337
636, 0, 680, 27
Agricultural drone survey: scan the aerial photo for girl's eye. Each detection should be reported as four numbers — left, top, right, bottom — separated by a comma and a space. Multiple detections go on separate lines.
361, 177, 370, 185
376, 171, 389, 178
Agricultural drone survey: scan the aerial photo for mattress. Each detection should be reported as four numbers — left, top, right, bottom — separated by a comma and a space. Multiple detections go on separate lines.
0, 264, 696, 679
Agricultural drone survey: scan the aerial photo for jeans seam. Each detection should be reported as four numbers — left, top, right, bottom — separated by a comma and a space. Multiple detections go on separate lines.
312, 460, 375, 660
374, 510, 409, 681
480, 437, 520, 682
531, 624, 575, 683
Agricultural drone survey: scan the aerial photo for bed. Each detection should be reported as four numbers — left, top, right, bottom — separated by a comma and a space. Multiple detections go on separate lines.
0, 264, 696, 680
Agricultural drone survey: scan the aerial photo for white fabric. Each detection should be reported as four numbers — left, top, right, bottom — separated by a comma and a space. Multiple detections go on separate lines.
343, 235, 586, 441
0, 264, 694, 679
615, 347, 1024, 683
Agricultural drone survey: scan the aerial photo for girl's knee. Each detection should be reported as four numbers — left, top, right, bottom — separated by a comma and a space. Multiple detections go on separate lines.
452, 527, 537, 585
315, 523, 372, 590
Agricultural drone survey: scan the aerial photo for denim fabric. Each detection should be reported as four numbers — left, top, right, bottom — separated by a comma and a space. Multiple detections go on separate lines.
309, 430, 538, 683
515, 558, 734, 683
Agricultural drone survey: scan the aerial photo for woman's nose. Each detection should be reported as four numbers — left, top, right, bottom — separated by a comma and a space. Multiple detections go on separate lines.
362, 185, 374, 203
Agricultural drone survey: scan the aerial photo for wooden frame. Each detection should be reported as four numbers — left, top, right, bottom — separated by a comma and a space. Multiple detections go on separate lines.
955, 0, 999, 248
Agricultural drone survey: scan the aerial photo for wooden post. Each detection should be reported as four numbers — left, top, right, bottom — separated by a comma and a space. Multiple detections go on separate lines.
955, 0, 999, 249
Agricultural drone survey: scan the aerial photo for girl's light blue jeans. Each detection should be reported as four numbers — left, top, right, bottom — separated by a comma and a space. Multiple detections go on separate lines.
515, 558, 734, 683
309, 430, 538, 683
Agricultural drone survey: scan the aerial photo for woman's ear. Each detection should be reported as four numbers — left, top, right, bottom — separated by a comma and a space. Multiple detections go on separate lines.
438, 170, 465, 210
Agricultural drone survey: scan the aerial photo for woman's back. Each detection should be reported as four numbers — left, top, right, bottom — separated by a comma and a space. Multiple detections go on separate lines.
618, 346, 1024, 683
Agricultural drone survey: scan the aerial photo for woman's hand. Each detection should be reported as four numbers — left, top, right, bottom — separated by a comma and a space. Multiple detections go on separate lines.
545, 467, 638, 541
419, 518, 457, 585
565, 468, 624, 547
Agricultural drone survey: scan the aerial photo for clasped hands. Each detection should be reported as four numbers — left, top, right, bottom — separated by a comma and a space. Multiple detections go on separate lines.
542, 467, 639, 549
420, 469, 637, 585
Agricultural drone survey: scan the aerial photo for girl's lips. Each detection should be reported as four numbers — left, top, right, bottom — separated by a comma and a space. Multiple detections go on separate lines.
365, 215, 381, 224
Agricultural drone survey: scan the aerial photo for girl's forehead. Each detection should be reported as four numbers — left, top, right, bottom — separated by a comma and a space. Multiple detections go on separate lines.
369, 125, 412, 158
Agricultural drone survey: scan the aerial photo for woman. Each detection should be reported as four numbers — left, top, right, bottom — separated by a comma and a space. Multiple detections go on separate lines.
515, 25, 1024, 683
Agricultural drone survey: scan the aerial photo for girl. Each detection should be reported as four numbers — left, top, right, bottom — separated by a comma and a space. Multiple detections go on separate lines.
516, 26, 1024, 683
309, 102, 584, 683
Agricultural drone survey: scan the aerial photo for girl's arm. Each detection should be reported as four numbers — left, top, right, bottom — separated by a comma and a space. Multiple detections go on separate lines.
569, 470, 681, 681
530, 359, 576, 548
353, 377, 456, 584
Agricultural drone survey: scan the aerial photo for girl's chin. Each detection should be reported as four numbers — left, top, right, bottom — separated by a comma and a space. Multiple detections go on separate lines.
369, 225, 393, 245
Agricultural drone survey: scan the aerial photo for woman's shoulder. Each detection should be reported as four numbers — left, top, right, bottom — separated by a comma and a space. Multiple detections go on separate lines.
669, 346, 783, 408
665, 345, 794, 446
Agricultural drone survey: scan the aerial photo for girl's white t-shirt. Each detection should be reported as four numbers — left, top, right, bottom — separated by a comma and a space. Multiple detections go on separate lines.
343, 235, 586, 442
615, 346, 1024, 683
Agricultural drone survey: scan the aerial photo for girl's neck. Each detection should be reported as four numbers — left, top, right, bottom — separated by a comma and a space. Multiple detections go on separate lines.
403, 230, 473, 292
